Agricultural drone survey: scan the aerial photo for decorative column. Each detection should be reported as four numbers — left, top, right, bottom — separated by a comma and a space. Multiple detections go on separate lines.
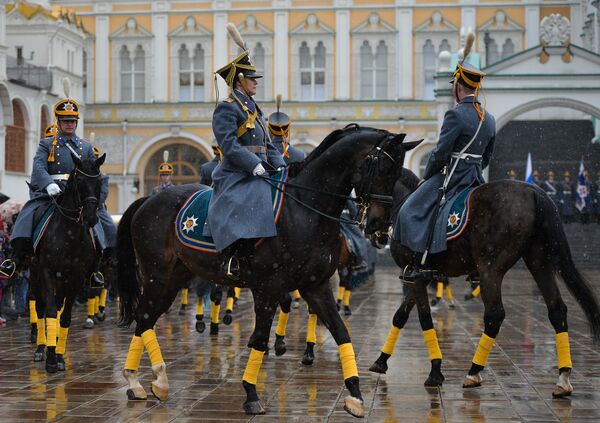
525, 3, 540, 48
273, 0, 290, 99
213, 1, 229, 100
152, 1, 169, 102
396, 0, 413, 99
95, 3, 110, 103
335, 0, 351, 100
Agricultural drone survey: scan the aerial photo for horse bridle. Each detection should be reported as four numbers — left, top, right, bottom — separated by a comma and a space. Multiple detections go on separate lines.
51, 167, 101, 223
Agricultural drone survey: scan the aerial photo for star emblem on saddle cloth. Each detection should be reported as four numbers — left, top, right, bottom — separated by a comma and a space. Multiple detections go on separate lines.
448, 212, 460, 228
182, 216, 199, 233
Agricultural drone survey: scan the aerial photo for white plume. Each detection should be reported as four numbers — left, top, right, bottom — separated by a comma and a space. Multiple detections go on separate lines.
227, 22, 247, 51
163, 150, 169, 163
62, 77, 71, 99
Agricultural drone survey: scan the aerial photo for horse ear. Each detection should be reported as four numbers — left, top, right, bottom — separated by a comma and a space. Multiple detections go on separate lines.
95, 153, 106, 167
403, 139, 424, 151
71, 152, 83, 168
391, 133, 407, 143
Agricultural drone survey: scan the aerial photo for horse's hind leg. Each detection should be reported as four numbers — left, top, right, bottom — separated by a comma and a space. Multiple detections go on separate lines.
223, 287, 236, 325
33, 298, 46, 362
300, 281, 365, 418
209, 285, 223, 335
463, 271, 505, 388
56, 296, 75, 371
414, 282, 444, 387
524, 246, 573, 398
40, 276, 59, 373
302, 309, 318, 365
273, 292, 292, 356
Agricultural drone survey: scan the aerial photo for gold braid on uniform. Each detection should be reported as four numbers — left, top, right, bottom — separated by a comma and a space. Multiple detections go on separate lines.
268, 126, 291, 158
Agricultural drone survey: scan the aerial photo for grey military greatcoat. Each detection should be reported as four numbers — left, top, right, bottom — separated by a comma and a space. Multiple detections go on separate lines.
203, 89, 286, 250
271, 135, 306, 165
393, 96, 496, 254
11, 134, 105, 249
200, 157, 220, 186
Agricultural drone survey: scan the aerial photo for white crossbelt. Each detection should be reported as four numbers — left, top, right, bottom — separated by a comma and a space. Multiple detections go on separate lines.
451, 152, 482, 160
49, 174, 69, 181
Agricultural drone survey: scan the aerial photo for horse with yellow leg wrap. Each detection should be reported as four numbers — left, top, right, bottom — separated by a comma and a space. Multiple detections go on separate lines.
365, 168, 600, 398
116, 125, 421, 416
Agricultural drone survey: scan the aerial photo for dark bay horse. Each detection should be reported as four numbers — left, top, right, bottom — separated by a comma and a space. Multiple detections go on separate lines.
30, 153, 105, 373
116, 125, 421, 417
365, 168, 600, 397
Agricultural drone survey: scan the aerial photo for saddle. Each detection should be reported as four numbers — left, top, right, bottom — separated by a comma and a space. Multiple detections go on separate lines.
32, 204, 55, 252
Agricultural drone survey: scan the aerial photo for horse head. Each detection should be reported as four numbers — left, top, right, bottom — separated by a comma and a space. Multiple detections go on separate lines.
356, 133, 422, 245
67, 152, 106, 227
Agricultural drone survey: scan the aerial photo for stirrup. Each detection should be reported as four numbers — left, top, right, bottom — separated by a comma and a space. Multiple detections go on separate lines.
0, 259, 16, 279
90, 272, 105, 288
401, 265, 435, 283
224, 256, 240, 281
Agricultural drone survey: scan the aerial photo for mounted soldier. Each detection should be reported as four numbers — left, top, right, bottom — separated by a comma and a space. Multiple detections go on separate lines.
267, 94, 306, 164
203, 23, 285, 280
559, 171, 576, 223
0, 80, 105, 287
543, 170, 560, 208
152, 151, 174, 195
395, 33, 496, 282
200, 142, 222, 186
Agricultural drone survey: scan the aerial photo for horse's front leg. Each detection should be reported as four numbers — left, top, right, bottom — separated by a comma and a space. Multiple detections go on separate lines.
242, 288, 279, 415
56, 295, 75, 371
41, 271, 59, 373
273, 291, 292, 356
300, 281, 365, 418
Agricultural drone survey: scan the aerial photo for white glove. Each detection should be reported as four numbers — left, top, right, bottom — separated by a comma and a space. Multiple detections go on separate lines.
46, 183, 62, 196
252, 163, 266, 176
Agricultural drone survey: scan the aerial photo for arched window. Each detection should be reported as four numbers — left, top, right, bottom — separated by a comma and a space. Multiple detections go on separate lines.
360, 41, 373, 99
375, 41, 388, 99
488, 38, 500, 65
6, 100, 27, 173
253, 43, 265, 100
120, 46, 132, 102
143, 143, 209, 195
423, 39, 436, 100
193, 44, 205, 101
439, 39, 451, 53
314, 42, 326, 100
360, 40, 389, 99
179, 44, 205, 101
40, 106, 49, 138
133, 45, 145, 102
82, 50, 88, 101
502, 38, 515, 59
300, 41, 326, 101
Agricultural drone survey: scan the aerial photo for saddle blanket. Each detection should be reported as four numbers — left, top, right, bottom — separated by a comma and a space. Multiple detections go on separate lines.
33, 206, 55, 252
446, 187, 476, 241
175, 168, 288, 253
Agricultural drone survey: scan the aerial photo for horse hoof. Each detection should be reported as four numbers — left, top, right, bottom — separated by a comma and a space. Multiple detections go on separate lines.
302, 353, 314, 365
552, 385, 573, 398
274, 343, 287, 357
46, 361, 58, 374
56, 355, 65, 372
96, 311, 106, 322
463, 374, 482, 388
126, 388, 148, 401
34, 345, 46, 362
464, 294, 473, 301
83, 318, 94, 329
209, 323, 219, 335
292, 300, 300, 309
424, 373, 445, 387
344, 307, 352, 316
195, 321, 206, 333
369, 360, 388, 374
243, 400, 265, 415
223, 313, 233, 325
151, 382, 168, 401
343, 396, 365, 418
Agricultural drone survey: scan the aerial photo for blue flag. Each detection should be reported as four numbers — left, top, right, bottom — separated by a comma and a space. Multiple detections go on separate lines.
575, 159, 588, 212
525, 153, 534, 184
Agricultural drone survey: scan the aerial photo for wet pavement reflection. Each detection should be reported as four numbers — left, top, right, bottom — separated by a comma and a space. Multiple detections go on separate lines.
1, 266, 599, 422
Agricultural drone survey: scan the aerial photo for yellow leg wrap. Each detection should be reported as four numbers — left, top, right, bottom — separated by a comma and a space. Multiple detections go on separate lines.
210, 303, 220, 324
445, 286, 453, 301
226, 297, 234, 312
56, 327, 69, 355
196, 301, 204, 316
276, 311, 289, 337
87, 298, 95, 317
381, 326, 401, 355
436, 282, 443, 299
100, 289, 108, 308
46, 318, 58, 348
141, 329, 164, 366
37, 319, 46, 346
94, 296, 100, 314
243, 348, 265, 385
234, 287, 241, 299
337, 286, 346, 301
181, 288, 188, 306
29, 300, 38, 324
124, 335, 144, 371
472, 333, 495, 366
423, 329, 442, 360
292, 290, 301, 300
556, 332, 572, 369
343, 290, 351, 307
306, 313, 317, 343
339, 343, 359, 380
472, 285, 481, 298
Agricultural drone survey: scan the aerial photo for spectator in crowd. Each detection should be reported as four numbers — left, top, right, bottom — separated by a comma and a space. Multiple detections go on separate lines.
542, 170, 561, 210
507, 169, 517, 180
560, 171, 576, 224
578, 170, 592, 224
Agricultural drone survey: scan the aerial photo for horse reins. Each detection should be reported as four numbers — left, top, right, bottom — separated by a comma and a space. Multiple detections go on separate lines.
51, 168, 101, 223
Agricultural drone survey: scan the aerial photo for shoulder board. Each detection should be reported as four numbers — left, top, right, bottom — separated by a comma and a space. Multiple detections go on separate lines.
223, 98, 235, 103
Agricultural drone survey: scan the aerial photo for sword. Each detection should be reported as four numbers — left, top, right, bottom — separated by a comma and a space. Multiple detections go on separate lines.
420, 165, 448, 266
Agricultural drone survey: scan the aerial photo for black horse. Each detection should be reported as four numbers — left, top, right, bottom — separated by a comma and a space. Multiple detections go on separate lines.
365, 168, 600, 398
115, 125, 421, 417
30, 153, 105, 373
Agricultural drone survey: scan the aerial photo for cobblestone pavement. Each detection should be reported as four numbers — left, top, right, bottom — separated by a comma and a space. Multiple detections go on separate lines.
1, 265, 600, 422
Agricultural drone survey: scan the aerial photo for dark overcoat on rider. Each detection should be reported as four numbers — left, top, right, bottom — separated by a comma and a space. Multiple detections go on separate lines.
200, 157, 220, 186
11, 135, 105, 248
203, 89, 285, 250
271, 135, 306, 165
394, 96, 496, 254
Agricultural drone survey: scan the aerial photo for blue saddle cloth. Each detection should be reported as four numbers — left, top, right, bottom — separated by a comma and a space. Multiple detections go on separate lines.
175, 168, 288, 253
33, 206, 55, 252
446, 187, 476, 240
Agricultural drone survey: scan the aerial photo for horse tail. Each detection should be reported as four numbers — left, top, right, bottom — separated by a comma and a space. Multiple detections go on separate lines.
534, 188, 600, 343
116, 196, 148, 327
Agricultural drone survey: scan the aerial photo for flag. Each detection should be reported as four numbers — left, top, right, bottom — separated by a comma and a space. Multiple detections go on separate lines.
525, 153, 534, 184
575, 158, 588, 212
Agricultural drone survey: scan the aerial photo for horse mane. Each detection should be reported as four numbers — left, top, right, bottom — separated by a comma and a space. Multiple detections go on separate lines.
401, 168, 420, 191
287, 124, 362, 178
